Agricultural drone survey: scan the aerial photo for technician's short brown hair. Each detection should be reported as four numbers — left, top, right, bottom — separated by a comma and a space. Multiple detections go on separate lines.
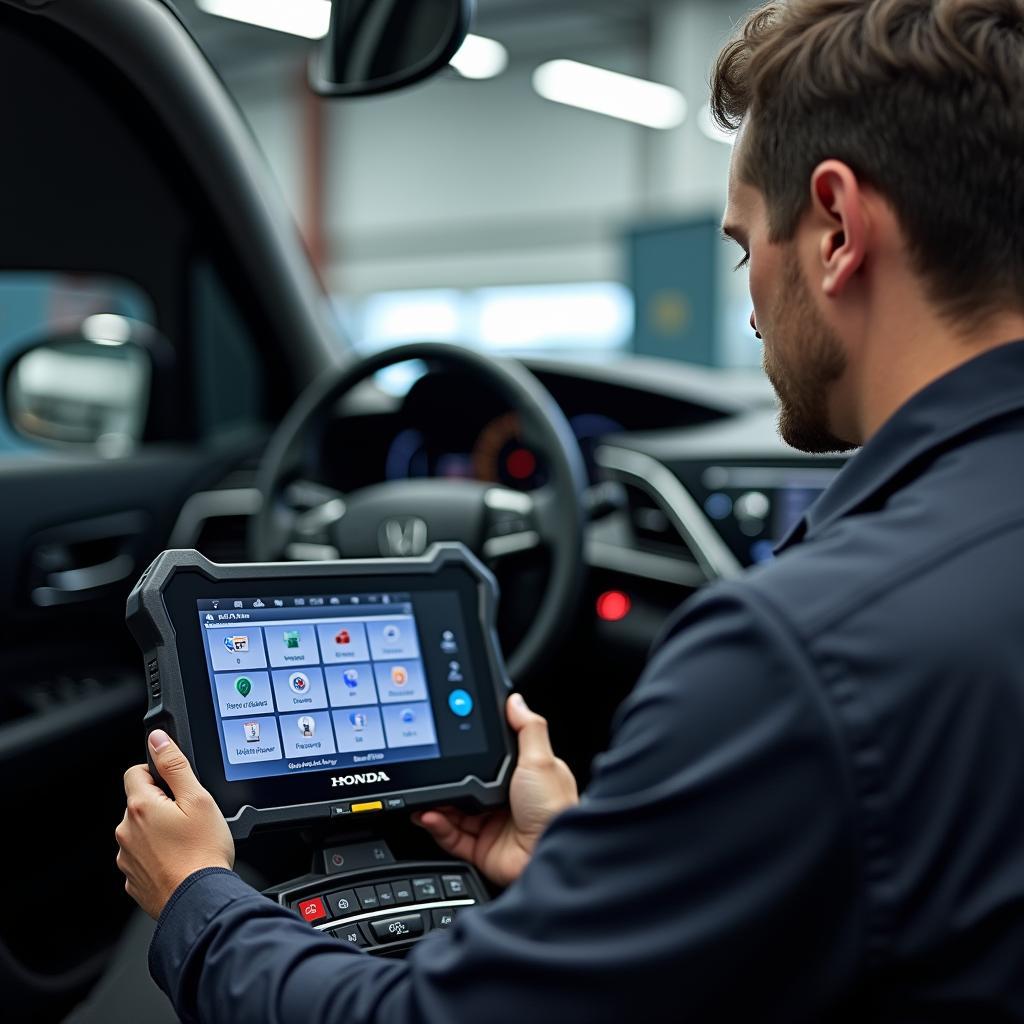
712, 0, 1024, 325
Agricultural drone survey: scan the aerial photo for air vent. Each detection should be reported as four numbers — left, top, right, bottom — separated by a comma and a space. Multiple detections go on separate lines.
623, 482, 694, 560
169, 481, 262, 561
193, 513, 253, 563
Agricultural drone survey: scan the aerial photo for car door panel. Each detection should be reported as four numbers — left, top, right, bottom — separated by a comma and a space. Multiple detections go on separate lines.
0, 441, 259, 1013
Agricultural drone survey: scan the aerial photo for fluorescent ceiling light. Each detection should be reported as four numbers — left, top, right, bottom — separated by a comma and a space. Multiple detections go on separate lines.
532, 60, 686, 130
698, 102, 735, 146
450, 34, 508, 80
196, 0, 331, 40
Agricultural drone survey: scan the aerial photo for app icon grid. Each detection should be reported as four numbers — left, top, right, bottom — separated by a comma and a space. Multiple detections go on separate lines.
204, 614, 437, 766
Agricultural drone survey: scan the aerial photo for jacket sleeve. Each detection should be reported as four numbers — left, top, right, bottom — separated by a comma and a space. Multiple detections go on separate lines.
150, 583, 866, 1024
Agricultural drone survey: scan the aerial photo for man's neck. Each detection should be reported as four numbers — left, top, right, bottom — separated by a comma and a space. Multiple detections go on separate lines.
854, 309, 1024, 444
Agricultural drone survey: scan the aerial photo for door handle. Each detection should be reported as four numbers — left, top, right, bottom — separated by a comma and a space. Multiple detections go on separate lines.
27, 510, 147, 608
32, 553, 136, 607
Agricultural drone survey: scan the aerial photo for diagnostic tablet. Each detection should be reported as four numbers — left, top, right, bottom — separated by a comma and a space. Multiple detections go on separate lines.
126, 544, 513, 838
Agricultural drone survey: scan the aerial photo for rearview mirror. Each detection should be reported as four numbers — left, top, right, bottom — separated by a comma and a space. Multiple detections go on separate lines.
310, 0, 473, 98
4, 315, 165, 456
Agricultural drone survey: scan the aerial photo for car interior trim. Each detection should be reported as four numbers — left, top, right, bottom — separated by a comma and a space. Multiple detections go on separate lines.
595, 445, 743, 582
585, 537, 706, 589
168, 487, 262, 548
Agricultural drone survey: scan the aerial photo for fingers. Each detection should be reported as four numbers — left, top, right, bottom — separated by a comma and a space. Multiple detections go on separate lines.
123, 763, 158, 799
416, 809, 478, 862
115, 815, 137, 890
506, 693, 555, 768
148, 730, 202, 805
415, 806, 483, 837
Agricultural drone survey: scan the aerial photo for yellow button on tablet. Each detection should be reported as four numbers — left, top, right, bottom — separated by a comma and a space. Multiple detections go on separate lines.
351, 801, 384, 814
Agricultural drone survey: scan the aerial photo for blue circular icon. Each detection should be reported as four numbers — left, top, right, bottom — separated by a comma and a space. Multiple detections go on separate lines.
448, 689, 473, 717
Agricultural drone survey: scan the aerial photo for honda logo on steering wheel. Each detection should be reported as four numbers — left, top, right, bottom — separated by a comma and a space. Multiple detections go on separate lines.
379, 517, 429, 557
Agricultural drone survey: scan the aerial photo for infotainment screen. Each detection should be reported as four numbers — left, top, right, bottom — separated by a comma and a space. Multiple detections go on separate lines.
126, 545, 513, 837
199, 589, 479, 782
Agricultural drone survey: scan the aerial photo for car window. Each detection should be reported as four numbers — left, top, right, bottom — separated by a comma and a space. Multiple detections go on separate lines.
178, 0, 763, 376
336, 283, 635, 363
191, 259, 268, 440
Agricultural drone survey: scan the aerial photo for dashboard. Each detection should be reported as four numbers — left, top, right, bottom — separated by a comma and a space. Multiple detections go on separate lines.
176, 355, 848, 695
319, 358, 751, 495
382, 409, 623, 492
303, 357, 849, 585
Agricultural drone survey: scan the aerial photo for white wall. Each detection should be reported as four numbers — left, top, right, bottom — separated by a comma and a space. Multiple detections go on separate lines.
324, 43, 648, 295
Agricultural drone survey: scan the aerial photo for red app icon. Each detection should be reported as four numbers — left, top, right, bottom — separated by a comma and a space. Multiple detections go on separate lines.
297, 897, 327, 922
335, 629, 351, 646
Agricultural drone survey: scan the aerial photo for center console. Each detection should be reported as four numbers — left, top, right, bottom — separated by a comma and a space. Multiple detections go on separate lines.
264, 838, 486, 954
126, 544, 513, 953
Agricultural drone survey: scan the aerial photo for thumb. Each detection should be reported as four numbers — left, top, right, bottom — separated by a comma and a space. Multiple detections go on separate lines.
506, 694, 555, 764
149, 729, 202, 804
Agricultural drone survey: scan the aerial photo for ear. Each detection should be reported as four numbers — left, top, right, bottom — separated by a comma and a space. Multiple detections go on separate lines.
809, 160, 868, 298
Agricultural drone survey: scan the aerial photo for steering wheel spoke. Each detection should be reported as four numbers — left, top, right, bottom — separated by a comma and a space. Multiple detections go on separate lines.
275, 480, 346, 560
482, 487, 542, 562
288, 481, 347, 539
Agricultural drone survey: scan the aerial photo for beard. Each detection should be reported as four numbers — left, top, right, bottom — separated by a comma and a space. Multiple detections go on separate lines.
762, 256, 856, 454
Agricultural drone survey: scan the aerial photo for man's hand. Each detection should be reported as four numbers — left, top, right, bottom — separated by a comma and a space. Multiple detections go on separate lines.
414, 693, 578, 887
115, 730, 234, 919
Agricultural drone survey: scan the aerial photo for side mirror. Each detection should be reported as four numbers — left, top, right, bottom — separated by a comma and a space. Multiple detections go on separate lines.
310, 0, 473, 98
4, 315, 166, 456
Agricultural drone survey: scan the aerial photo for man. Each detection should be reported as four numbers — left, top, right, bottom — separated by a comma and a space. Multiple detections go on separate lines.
114, 1, 1024, 1020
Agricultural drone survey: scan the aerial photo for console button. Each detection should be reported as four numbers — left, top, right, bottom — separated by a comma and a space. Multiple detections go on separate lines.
356, 886, 380, 910
370, 914, 425, 943
332, 924, 367, 948
351, 800, 383, 814
432, 908, 458, 930
323, 889, 359, 918
296, 897, 328, 923
412, 877, 440, 901
441, 874, 469, 899
392, 879, 414, 905
375, 883, 395, 909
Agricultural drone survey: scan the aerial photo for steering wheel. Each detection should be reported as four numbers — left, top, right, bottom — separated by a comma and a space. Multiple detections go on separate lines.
249, 342, 588, 682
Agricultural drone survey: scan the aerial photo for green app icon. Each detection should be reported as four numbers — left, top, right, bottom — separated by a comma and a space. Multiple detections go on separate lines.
235, 676, 253, 697
284, 630, 301, 649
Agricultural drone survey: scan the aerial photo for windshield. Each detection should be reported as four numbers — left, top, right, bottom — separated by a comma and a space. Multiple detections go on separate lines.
177, 0, 759, 374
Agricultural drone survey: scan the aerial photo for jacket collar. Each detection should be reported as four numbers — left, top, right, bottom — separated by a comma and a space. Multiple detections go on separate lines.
774, 338, 1024, 554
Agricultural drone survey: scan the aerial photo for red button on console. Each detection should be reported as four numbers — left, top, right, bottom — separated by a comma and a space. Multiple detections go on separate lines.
297, 897, 328, 923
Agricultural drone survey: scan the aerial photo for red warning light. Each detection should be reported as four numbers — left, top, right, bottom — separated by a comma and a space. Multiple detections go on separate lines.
596, 590, 631, 622
507, 448, 537, 481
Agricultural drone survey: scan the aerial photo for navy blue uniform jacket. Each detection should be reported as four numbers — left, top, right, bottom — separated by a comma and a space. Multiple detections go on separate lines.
149, 341, 1024, 1022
